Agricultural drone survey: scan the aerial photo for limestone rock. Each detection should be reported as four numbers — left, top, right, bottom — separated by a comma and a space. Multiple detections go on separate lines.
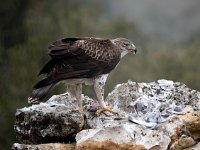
14, 80, 200, 149
14, 93, 84, 144
12, 142, 146, 150
12, 143, 75, 150
76, 124, 171, 150
177, 113, 200, 140
80, 79, 200, 150
77, 140, 146, 150
169, 135, 197, 150
107, 79, 200, 127
185, 142, 200, 150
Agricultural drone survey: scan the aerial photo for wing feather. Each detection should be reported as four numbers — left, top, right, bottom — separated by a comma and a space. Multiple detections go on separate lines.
48, 38, 83, 57
35, 37, 121, 88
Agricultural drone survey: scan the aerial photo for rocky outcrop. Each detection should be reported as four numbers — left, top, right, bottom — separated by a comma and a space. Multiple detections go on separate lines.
13, 80, 200, 150
14, 93, 84, 144
76, 140, 146, 150
12, 143, 75, 150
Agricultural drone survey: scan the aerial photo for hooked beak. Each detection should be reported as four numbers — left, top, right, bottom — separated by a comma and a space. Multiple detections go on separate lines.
129, 44, 137, 54
131, 48, 137, 54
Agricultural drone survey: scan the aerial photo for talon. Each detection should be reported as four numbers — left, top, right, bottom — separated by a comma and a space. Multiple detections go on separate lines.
96, 105, 118, 116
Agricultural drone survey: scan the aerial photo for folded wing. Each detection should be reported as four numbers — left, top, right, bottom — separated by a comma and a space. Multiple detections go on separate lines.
35, 37, 121, 89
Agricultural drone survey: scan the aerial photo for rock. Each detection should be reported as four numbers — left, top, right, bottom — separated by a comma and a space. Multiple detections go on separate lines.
80, 80, 200, 150
12, 142, 146, 150
77, 140, 146, 150
76, 124, 171, 150
177, 112, 200, 140
14, 80, 200, 149
107, 79, 200, 126
12, 143, 75, 150
184, 142, 200, 150
14, 93, 84, 144
169, 135, 197, 150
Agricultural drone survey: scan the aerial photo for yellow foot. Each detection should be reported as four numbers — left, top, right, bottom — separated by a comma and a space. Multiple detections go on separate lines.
96, 105, 118, 116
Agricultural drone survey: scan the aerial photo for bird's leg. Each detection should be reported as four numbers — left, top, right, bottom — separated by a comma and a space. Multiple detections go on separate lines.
94, 75, 118, 116
67, 84, 83, 108
94, 79, 106, 108
75, 84, 82, 108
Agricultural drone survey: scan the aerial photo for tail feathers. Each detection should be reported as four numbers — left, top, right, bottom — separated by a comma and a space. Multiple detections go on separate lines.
28, 84, 55, 103
33, 77, 54, 89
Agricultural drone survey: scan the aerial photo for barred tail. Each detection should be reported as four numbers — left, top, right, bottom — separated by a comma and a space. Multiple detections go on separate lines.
28, 83, 55, 103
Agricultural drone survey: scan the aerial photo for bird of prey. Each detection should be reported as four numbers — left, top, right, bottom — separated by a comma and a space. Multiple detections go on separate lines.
28, 37, 137, 112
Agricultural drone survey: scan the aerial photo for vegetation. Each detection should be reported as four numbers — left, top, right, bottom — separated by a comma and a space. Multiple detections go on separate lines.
0, 1, 199, 149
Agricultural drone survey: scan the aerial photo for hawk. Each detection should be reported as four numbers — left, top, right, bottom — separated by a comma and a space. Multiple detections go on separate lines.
28, 37, 137, 112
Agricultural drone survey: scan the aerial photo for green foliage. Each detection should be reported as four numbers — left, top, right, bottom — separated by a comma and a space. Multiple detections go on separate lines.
0, 1, 199, 149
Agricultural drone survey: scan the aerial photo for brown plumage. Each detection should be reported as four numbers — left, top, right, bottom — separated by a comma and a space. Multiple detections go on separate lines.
28, 37, 137, 109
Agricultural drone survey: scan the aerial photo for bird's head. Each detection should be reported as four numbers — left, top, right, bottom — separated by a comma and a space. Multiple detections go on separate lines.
111, 38, 137, 58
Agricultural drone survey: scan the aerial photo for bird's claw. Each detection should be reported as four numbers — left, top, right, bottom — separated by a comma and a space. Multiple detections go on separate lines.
96, 105, 119, 116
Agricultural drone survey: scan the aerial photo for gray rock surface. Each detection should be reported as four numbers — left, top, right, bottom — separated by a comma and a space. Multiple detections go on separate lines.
15, 93, 84, 144
14, 80, 200, 149
12, 143, 75, 150
78, 79, 200, 150
76, 124, 171, 149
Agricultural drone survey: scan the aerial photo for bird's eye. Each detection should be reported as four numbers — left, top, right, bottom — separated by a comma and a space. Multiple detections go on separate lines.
122, 43, 129, 47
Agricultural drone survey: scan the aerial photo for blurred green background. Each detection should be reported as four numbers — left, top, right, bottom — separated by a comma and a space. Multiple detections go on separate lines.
0, 0, 200, 149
